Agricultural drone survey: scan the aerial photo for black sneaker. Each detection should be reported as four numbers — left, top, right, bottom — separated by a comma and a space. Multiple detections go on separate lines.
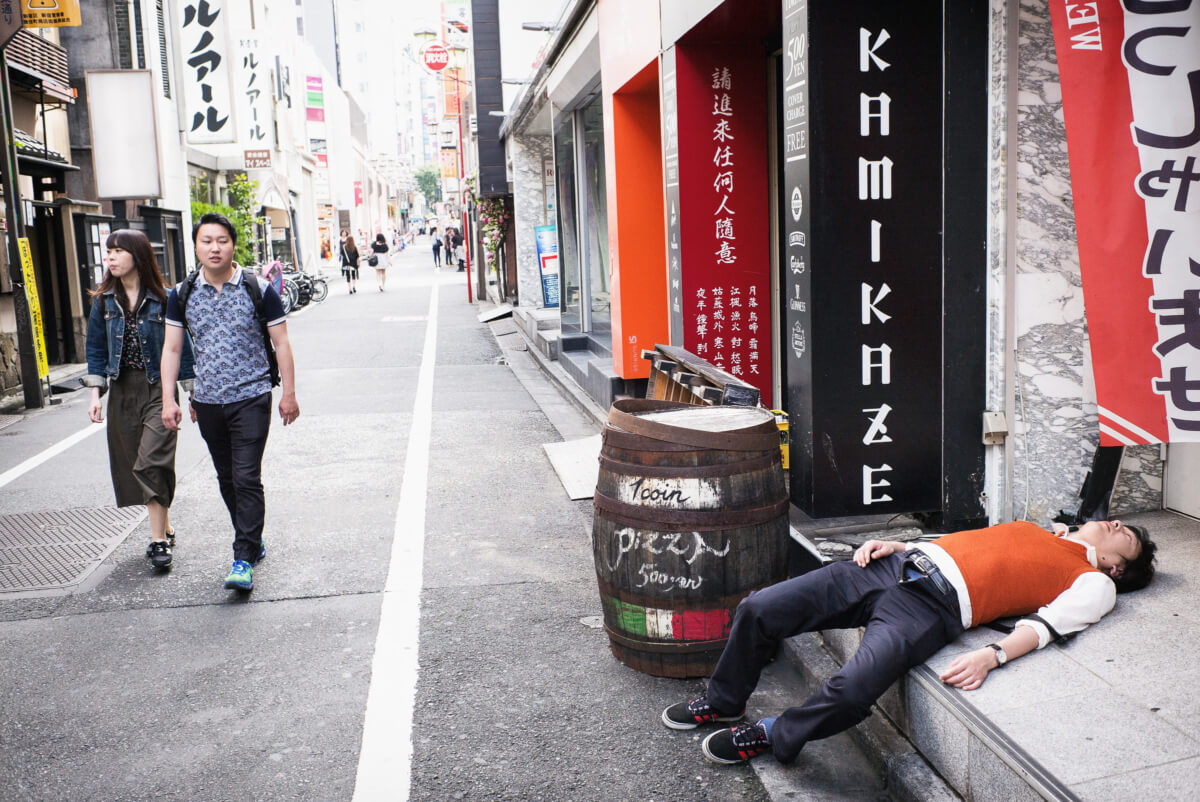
165, 529, 176, 547
662, 695, 744, 730
702, 722, 773, 764
146, 540, 173, 570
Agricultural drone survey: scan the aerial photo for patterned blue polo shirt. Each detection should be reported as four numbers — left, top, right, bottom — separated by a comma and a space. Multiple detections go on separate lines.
165, 266, 286, 404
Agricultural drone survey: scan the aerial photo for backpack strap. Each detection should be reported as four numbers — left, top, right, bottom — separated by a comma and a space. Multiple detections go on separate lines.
984, 614, 1076, 645
176, 270, 201, 337
241, 272, 281, 388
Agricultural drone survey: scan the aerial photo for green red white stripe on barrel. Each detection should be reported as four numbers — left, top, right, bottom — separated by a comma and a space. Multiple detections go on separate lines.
603, 597, 732, 641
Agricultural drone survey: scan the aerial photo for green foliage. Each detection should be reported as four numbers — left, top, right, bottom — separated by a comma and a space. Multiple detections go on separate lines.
477, 197, 510, 269
190, 172, 258, 266
415, 164, 442, 204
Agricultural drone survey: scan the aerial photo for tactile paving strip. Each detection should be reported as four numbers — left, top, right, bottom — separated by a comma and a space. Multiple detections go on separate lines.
0, 507, 146, 594
0, 415, 21, 432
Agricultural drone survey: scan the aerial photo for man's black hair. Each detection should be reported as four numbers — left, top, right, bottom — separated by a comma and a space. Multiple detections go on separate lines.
192, 212, 238, 244
1114, 524, 1156, 593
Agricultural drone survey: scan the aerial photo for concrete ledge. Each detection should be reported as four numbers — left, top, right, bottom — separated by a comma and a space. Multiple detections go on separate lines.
782, 633, 960, 802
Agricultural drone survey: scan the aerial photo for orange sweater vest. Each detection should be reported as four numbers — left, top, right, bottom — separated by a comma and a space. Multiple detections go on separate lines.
932, 521, 1100, 627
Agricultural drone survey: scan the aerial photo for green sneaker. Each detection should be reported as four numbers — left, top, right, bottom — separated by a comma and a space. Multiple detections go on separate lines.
223, 559, 253, 591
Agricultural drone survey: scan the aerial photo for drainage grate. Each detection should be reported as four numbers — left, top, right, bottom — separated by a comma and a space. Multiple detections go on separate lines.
0, 507, 146, 594
0, 415, 20, 432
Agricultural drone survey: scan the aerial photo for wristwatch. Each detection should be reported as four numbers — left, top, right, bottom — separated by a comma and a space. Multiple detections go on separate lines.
986, 643, 1008, 666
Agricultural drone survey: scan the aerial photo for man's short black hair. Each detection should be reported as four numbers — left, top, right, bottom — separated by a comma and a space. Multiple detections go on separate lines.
1115, 524, 1156, 593
192, 212, 238, 244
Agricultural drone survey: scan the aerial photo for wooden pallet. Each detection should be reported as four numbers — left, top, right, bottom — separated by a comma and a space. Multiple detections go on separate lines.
641, 344, 761, 407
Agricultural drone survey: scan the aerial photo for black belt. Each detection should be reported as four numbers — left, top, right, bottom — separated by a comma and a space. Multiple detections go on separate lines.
901, 552, 954, 600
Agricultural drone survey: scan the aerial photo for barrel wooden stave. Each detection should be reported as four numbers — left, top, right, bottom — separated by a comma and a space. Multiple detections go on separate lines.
592, 403, 789, 678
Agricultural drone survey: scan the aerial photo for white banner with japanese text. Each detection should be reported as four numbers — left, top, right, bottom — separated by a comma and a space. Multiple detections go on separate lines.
178, 0, 236, 144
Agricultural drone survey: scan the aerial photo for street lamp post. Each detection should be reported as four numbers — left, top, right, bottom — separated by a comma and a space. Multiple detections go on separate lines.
449, 45, 472, 303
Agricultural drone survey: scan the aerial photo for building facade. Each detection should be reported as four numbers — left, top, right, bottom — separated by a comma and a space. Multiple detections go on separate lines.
501, 0, 1198, 528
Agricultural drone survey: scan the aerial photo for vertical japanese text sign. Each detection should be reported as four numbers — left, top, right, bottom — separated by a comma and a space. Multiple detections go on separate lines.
676, 44, 773, 405
177, 0, 236, 144
1051, 2, 1200, 444
789, 1, 943, 517
238, 34, 274, 150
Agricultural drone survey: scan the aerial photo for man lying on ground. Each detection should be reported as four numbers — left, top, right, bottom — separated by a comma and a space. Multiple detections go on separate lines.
661, 519, 1156, 765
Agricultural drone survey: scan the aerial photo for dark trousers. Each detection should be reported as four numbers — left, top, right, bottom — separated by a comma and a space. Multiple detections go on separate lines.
193, 392, 272, 563
705, 554, 964, 763
433, 247, 441, 266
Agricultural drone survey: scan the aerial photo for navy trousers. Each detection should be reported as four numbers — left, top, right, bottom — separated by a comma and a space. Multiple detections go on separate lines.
193, 392, 272, 564
705, 553, 964, 763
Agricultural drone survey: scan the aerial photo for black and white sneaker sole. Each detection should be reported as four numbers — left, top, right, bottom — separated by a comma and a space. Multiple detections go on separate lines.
661, 705, 743, 731
661, 706, 701, 730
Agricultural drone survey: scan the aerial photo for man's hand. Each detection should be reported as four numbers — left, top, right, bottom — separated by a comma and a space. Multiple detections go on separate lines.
163, 399, 183, 431
279, 392, 299, 426
853, 539, 907, 567
939, 648, 998, 691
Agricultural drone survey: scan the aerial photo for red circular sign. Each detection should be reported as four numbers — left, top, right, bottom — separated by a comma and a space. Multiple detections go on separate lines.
422, 43, 450, 71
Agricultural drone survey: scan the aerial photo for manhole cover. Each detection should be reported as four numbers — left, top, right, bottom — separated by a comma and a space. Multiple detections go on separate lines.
0, 415, 20, 432
0, 507, 145, 596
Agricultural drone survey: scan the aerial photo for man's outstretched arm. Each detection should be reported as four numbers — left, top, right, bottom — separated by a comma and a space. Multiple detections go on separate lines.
939, 624, 1039, 691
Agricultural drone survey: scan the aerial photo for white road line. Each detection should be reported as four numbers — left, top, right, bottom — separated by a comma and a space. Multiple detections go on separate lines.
0, 424, 105, 490
352, 278, 439, 802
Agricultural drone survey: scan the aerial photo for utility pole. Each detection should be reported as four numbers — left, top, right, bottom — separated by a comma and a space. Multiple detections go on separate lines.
0, 37, 44, 409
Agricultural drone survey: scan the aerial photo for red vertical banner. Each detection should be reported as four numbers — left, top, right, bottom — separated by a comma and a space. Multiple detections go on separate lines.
676, 44, 772, 406
1051, 1, 1200, 444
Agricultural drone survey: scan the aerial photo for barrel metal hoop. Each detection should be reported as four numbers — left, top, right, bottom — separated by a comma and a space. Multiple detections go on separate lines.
597, 452, 780, 479
603, 623, 729, 654
607, 400, 781, 452
593, 492, 790, 528
601, 426, 704, 453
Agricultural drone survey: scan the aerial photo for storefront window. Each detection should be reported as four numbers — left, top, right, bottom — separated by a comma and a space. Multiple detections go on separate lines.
554, 114, 581, 331
580, 96, 609, 332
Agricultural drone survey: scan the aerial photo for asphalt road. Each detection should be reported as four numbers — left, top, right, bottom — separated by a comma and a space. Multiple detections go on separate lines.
0, 241, 772, 801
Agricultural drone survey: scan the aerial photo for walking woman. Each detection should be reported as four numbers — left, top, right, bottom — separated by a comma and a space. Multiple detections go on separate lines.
370, 233, 392, 291
341, 232, 360, 294
431, 226, 442, 268
84, 229, 195, 570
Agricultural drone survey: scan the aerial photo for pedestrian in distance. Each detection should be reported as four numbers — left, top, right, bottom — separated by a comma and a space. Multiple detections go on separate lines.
84, 229, 196, 570
159, 212, 300, 592
370, 233, 392, 291
662, 519, 1157, 765
340, 231, 360, 294
431, 231, 442, 268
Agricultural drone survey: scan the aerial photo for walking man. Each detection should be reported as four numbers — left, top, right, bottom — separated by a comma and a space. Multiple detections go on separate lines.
661, 519, 1156, 764
160, 213, 300, 592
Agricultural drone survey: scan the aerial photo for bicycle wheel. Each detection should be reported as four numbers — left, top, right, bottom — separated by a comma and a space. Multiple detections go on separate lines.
281, 278, 298, 314
309, 278, 328, 303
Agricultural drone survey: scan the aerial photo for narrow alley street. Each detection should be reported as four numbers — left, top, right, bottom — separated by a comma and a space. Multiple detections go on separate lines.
0, 241, 787, 801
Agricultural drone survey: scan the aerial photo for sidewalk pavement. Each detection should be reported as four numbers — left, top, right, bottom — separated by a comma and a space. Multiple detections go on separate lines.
502, 303, 1200, 802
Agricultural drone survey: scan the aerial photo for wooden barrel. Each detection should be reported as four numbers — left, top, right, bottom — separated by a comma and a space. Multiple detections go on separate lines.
592, 399, 789, 678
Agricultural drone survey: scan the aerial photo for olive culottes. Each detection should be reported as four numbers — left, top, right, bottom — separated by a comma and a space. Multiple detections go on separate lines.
106, 369, 177, 508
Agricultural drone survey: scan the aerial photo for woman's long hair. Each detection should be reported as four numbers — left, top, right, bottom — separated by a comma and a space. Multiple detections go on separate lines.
345, 236, 358, 256
90, 229, 168, 308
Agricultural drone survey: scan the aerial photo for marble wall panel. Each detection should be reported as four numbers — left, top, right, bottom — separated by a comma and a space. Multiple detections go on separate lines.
509, 131, 555, 309
1010, 0, 1163, 520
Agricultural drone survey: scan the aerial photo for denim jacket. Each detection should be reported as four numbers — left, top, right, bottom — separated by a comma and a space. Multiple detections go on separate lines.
83, 291, 195, 393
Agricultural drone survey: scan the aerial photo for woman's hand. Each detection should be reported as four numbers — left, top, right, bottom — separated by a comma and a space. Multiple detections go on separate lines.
88, 389, 104, 423
853, 539, 906, 567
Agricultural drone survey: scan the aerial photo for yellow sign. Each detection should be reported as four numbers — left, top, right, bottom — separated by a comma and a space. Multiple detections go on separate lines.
21, 0, 81, 27
18, 237, 49, 380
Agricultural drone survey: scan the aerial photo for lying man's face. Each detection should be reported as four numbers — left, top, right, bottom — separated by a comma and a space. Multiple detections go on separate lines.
1077, 520, 1143, 579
